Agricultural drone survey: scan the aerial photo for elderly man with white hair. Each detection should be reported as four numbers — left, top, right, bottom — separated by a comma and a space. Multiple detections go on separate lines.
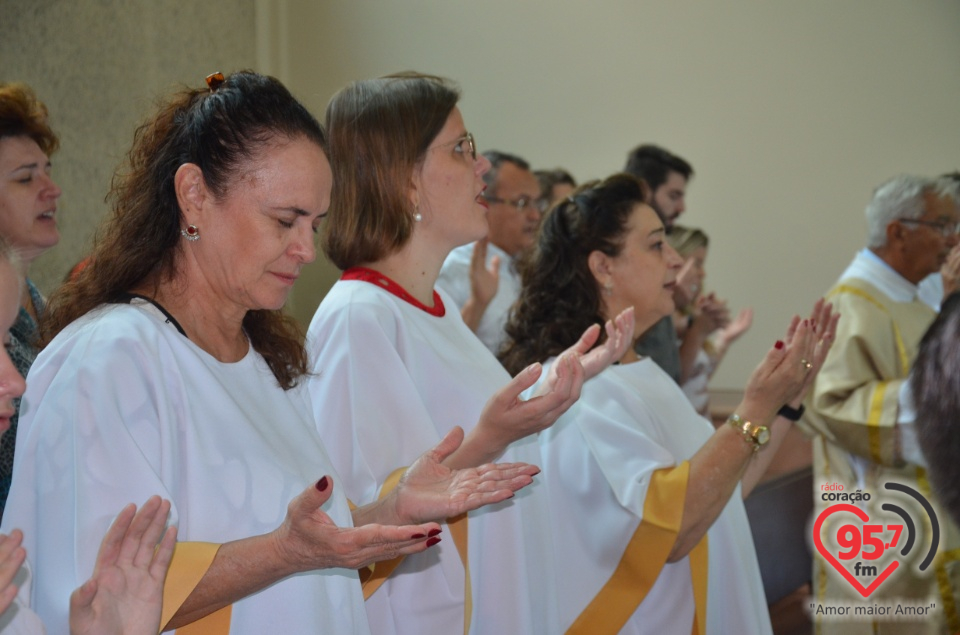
917, 173, 960, 311
801, 174, 960, 635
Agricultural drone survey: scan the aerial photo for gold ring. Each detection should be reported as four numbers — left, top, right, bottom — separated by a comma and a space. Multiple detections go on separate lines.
801, 359, 812, 370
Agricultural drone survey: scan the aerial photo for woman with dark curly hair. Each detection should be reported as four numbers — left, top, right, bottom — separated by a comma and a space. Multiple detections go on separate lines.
0, 82, 63, 518
500, 174, 837, 634
2, 70, 540, 635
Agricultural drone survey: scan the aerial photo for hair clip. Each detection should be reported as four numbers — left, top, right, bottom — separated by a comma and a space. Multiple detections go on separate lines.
205, 72, 226, 92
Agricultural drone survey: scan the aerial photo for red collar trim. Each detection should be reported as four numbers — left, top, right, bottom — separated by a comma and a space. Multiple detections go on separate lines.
341, 267, 446, 317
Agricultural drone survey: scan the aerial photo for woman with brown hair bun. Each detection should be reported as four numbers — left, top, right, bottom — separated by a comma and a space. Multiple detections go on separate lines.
0, 82, 63, 518
308, 73, 633, 634
500, 174, 838, 634
2, 70, 540, 635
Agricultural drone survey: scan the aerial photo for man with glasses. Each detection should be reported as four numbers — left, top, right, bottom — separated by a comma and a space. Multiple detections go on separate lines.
917, 173, 960, 311
801, 174, 960, 634
438, 150, 547, 354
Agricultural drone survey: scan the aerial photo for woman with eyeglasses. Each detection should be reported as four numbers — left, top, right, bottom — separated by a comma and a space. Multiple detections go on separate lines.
2, 70, 542, 635
499, 174, 838, 634
307, 73, 633, 634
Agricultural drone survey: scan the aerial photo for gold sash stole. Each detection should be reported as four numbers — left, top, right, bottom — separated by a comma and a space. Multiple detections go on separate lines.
827, 284, 909, 464
361, 466, 472, 635
160, 542, 230, 634
567, 462, 708, 635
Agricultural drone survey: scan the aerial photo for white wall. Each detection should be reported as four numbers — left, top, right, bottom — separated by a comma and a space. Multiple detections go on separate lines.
276, 0, 960, 389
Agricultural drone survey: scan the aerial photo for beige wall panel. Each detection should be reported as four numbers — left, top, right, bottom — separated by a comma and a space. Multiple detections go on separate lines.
1, 0, 256, 295
278, 0, 960, 389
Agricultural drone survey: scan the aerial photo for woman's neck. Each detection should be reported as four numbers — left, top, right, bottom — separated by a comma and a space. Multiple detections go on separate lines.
363, 239, 447, 307
619, 346, 641, 365
136, 278, 249, 362
18, 260, 33, 316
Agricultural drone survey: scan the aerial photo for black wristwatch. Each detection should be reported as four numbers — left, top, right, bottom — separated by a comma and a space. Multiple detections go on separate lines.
777, 403, 805, 422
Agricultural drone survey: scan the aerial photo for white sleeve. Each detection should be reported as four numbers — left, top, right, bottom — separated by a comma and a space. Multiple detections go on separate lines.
0, 603, 47, 635
2, 323, 176, 634
896, 376, 928, 467
306, 299, 445, 505
0, 562, 46, 635
537, 370, 678, 518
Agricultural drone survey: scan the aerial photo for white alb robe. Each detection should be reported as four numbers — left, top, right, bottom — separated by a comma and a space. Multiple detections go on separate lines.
437, 241, 521, 355
1, 302, 369, 635
0, 562, 45, 634
306, 279, 558, 635
537, 358, 772, 635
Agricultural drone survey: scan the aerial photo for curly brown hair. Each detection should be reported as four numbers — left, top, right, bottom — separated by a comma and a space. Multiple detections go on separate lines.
499, 174, 649, 376
41, 71, 324, 388
0, 82, 59, 155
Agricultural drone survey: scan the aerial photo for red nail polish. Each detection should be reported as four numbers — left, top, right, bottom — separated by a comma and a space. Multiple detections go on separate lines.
775, 340, 784, 350
426, 537, 441, 547
315, 476, 329, 492
428, 528, 442, 537
411, 533, 425, 539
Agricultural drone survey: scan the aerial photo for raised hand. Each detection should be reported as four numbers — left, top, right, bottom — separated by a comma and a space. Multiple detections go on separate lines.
0, 530, 26, 615
443, 355, 585, 468
716, 307, 753, 349
561, 307, 635, 379
739, 317, 816, 422
696, 293, 731, 332
69, 497, 177, 635
673, 257, 701, 308
784, 299, 839, 405
469, 237, 500, 309
389, 426, 540, 524
275, 476, 443, 572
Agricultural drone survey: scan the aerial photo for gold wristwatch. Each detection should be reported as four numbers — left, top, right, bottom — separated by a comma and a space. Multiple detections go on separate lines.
727, 413, 770, 452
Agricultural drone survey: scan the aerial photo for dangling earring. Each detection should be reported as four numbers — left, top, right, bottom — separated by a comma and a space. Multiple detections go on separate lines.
181, 225, 200, 241
413, 204, 422, 223
603, 281, 613, 296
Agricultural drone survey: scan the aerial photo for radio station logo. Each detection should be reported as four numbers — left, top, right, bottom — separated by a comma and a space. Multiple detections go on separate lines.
813, 482, 939, 598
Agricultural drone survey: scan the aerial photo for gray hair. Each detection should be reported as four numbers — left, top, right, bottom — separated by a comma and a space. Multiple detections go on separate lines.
865, 175, 933, 248
481, 150, 531, 195
933, 173, 960, 205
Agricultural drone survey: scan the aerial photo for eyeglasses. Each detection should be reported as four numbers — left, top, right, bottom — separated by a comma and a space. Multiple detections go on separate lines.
433, 132, 476, 160
483, 194, 549, 213
898, 218, 960, 237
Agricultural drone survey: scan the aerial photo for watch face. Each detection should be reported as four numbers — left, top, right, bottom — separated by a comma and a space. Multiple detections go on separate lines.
755, 426, 771, 446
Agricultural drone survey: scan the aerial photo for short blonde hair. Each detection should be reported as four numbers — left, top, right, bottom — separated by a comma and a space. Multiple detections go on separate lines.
667, 225, 709, 259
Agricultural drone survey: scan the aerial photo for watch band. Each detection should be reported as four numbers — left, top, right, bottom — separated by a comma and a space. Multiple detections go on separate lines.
777, 403, 805, 422
727, 413, 769, 452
